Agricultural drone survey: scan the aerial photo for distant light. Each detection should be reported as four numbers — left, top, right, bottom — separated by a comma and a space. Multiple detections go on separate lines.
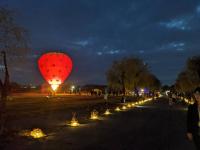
71, 85, 75, 92
71, 85, 75, 90
31, 86, 36, 89
165, 90, 170, 96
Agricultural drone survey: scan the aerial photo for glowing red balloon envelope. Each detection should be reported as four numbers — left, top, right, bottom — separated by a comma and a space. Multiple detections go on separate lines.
38, 52, 73, 91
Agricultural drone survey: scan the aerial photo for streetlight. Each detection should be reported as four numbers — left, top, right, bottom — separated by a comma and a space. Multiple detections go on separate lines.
71, 85, 75, 93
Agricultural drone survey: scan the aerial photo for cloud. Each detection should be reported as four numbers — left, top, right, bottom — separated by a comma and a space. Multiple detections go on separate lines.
197, 5, 200, 14
74, 40, 90, 47
159, 17, 191, 30
96, 46, 126, 56
139, 50, 145, 54
97, 52, 103, 56
1, 0, 200, 85
159, 42, 186, 52
106, 50, 120, 55
96, 50, 120, 55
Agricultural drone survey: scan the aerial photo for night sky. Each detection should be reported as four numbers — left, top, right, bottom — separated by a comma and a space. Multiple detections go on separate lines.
0, 0, 200, 86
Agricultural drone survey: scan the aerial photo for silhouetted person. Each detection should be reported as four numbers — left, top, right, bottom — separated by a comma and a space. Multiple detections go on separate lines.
187, 87, 200, 150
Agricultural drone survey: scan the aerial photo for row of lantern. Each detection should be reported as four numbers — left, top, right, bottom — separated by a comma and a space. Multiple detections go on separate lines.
21, 97, 158, 139
69, 98, 155, 127
183, 97, 194, 105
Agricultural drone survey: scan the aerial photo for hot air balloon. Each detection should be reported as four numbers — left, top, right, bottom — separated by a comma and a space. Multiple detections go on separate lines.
38, 52, 73, 91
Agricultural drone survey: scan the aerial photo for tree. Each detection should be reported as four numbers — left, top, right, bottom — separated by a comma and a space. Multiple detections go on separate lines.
186, 56, 200, 86
106, 57, 149, 97
0, 7, 28, 135
175, 56, 200, 95
139, 73, 161, 91
175, 71, 193, 93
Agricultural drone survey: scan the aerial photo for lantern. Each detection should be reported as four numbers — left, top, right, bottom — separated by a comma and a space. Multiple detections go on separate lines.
30, 128, 45, 138
38, 52, 73, 91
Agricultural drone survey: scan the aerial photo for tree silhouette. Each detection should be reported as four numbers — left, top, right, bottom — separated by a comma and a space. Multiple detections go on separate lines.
175, 55, 200, 95
0, 7, 29, 135
107, 57, 160, 98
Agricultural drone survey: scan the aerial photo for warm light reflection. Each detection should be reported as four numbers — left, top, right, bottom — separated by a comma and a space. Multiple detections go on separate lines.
122, 105, 127, 110
104, 109, 111, 115
49, 79, 61, 91
127, 104, 132, 108
51, 84, 59, 91
69, 113, 80, 127
70, 121, 79, 127
30, 128, 45, 138
70, 117, 79, 127
115, 107, 121, 111
184, 98, 194, 105
90, 110, 99, 120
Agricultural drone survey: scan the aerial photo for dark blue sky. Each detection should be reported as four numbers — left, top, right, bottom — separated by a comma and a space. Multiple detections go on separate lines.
1, 0, 200, 85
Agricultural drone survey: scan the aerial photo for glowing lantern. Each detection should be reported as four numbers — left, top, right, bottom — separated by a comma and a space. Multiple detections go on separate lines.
127, 104, 132, 108
104, 109, 111, 115
115, 107, 121, 112
90, 110, 99, 120
30, 128, 45, 138
38, 52, 73, 91
70, 113, 80, 127
122, 105, 127, 110
70, 119, 79, 127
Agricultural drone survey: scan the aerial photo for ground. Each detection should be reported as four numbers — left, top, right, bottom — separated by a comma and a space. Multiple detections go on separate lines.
0, 95, 196, 150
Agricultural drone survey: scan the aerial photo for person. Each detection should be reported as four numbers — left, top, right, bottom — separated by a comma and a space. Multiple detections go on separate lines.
187, 87, 200, 150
